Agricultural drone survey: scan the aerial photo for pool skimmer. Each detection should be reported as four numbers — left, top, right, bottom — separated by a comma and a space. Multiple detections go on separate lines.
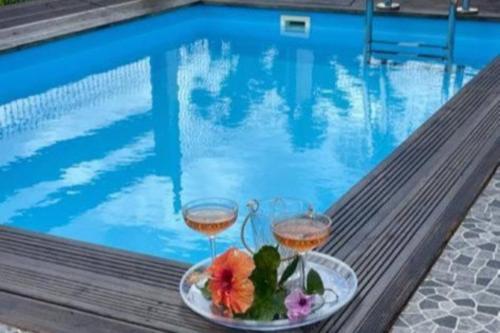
280, 15, 310, 38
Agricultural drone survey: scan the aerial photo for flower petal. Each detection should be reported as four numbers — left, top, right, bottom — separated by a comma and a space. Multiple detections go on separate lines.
284, 289, 303, 308
224, 249, 255, 279
228, 278, 255, 313
206, 248, 256, 315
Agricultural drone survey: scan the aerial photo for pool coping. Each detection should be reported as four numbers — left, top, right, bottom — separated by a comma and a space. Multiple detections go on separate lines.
205, 0, 500, 21
0, 0, 199, 53
0, 1, 499, 332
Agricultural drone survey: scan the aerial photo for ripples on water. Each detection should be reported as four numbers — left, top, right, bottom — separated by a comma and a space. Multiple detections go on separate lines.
0, 5, 498, 262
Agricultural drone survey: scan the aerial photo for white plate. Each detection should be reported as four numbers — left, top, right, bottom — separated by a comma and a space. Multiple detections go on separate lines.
179, 251, 358, 331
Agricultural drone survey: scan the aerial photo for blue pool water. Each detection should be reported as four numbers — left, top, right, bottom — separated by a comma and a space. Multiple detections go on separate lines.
0, 5, 499, 263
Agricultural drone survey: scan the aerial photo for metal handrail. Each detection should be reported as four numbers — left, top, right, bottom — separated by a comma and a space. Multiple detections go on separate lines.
364, 0, 374, 61
364, 0, 458, 68
447, 0, 458, 64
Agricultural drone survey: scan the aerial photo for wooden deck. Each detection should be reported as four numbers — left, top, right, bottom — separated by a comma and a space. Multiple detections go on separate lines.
0, 0, 499, 332
205, 0, 500, 20
0, 0, 199, 52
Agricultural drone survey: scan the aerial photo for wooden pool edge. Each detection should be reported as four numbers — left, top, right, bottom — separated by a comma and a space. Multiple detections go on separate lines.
0, 0, 200, 54
204, 0, 500, 21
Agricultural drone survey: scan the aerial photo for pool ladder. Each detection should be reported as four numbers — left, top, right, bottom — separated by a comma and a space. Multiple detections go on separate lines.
364, 0, 458, 68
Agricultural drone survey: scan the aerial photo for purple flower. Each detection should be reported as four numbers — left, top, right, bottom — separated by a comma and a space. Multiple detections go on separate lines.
284, 289, 314, 320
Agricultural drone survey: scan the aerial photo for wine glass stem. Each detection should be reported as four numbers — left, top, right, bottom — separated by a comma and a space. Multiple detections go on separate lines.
299, 253, 306, 289
209, 236, 216, 263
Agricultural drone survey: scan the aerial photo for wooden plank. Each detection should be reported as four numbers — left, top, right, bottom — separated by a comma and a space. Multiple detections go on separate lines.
0, 0, 199, 53
0, 291, 165, 333
204, 0, 500, 20
0, 1, 93, 29
0, 227, 189, 288
0, 254, 221, 333
0, 241, 229, 332
0, 0, 145, 29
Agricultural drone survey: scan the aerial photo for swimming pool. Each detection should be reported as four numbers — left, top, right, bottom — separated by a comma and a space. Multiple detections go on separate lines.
0, 5, 499, 263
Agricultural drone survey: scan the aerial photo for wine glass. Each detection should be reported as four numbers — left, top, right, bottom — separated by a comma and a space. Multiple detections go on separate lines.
182, 198, 238, 262
272, 211, 332, 289
241, 197, 313, 257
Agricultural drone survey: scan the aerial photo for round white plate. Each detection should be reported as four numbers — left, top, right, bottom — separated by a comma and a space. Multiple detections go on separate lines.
179, 251, 358, 331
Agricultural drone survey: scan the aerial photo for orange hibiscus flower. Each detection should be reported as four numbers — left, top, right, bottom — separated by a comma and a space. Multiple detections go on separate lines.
207, 248, 255, 315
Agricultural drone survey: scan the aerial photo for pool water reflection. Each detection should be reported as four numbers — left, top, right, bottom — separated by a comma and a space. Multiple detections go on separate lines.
0, 5, 499, 263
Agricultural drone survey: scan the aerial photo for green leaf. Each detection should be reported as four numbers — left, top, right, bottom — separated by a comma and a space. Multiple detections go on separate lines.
246, 297, 275, 321
253, 246, 280, 271
243, 246, 288, 320
245, 289, 287, 321
278, 256, 299, 287
250, 246, 281, 297
271, 288, 287, 319
251, 267, 277, 297
306, 269, 325, 295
